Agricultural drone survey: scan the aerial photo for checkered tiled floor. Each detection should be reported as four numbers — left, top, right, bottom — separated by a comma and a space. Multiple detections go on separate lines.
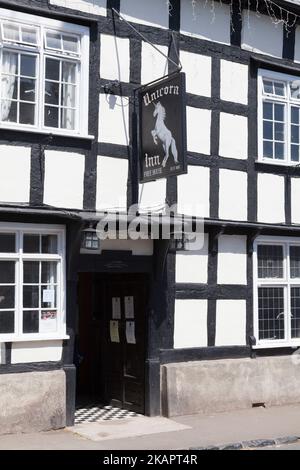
74, 404, 142, 424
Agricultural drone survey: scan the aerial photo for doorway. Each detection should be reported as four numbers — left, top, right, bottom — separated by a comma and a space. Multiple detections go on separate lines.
76, 273, 149, 414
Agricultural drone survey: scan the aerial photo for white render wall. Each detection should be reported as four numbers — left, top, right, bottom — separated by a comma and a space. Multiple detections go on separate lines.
98, 94, 129, 146
186, 107, 211, 155
180, 0, 230, 45
291, 178, 300, 224
11, 341, 63, 364
96, 155, 128, 211
138, 179, 167, 212
176, 234, 208, 284
49, 0, 106, 15
120, 0, 169, 29
100, 34, 130, 83
215, 300, 246, 346
294, 26, 300, 63
141, 42, 168, 85
174, 299, 208, 348
177, 166, 210, 218
0, 145, 31, 204
180, 51, 211, 97
219, 113, 248, 160
219, 169, 248, 221
217, 235, 247, 285
220, 60, 248, 105
257, 173, 285, 223
241, 10, 283, 58
43, 151, 85, 209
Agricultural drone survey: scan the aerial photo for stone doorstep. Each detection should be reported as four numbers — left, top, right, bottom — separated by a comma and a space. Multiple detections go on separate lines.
190, 435, 300, 450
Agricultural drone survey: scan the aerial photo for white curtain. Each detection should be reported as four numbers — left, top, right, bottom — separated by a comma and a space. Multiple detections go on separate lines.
1, 51, 17, 121
61, 61, 76, 130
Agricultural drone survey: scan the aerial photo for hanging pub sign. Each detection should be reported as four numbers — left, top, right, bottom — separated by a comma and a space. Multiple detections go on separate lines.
139, 72, 187, 182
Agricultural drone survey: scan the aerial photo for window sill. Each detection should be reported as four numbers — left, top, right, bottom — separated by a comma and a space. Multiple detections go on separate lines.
0, 124, 94, 141
0, 334, 70, 343
255, 159, 300, 168
253, 342, 300, 349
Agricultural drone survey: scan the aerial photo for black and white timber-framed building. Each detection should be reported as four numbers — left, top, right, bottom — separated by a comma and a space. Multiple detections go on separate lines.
1, 0, 300, 432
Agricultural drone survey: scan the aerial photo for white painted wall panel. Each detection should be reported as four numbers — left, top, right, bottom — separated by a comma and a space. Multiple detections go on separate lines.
219, 113, 248, 160
44, 151, 84, 209
294, 26, 300, 63
98, 94, 129, 146
120, 0, 169, 29
218, 235, 247, 285
220, 60, 248, 105
177, 166, 210, 218
141, 42, 168, 85
180, 0, 230, 44
215, 300, 246, 346
241, 11, 283, 58
219, 169, 247, 221
291, 178, 300, 224
176, 234, 208, 284
0, 145, 30, 204
11, 341, 63, 364
49, 0, 106, 15
96, 156, 128, 211
257, 173, 285, 223
174, 299, 207, 348
138, 179, 166, 212
180, 51, 211, 97
100, 34, 130, 83
186, 107, 211, 155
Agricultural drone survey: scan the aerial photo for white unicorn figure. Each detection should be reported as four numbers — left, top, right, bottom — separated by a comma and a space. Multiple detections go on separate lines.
151, 102, 178, 168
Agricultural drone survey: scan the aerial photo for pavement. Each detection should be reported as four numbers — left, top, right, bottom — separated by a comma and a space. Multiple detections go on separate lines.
0, 404, 299, 450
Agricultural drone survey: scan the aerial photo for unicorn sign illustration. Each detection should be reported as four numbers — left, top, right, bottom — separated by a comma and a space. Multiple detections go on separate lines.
139, 72, 187, 182
152, 102, 178, 168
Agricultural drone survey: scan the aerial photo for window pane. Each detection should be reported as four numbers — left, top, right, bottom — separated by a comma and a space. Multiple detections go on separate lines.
290, 81, 300, 100
42, 235, 58, 254
23, 261, 39, 284
0, 261, 15, 284
23, 286, 39, 308
45, 58, 60, 81
44, 106, 59, 128
290, 246, 300, 278
0, 311, 14, 333
275, 122, 284, 141
291, 287, 300, 338
62, 35, 79, 54
42, 261, 57, 284
61, 84, 76, 107
1, 100, 17, 122
1, 75, 18, 100
20, 78, 36, 102
23, 234, 40, 253
21, 26, 37, 45
46, 31, 61, 50
263, 80, 273, 94
62, 62, 76, 84
23, 310, 39, 333
275, 142, 284, 160
291, 125, 299, 143
20, 55, 36, 78
274, 82, 285, 96
263, 121, 273, 140
45, 81, 59, 105
0, 233, 15, 252
0, 286, 15, 309
263, 141, 273, 158
257, 245, 284, 278
19, 103, 35, 125
291, 107, 300, 124
2, 50, 18, 75
291, 144, 299, 162
274, 104, 284, 122
61, 108, 75, 130
3, 23, 20, 42
258, 287, 285, 340
263, 102, 273, 119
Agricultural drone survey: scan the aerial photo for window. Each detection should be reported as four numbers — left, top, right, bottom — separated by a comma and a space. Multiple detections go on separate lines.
254, 237, 300, 347
0, 223, 66, 341
258, 69, 300, 165
0, 8, 89, 136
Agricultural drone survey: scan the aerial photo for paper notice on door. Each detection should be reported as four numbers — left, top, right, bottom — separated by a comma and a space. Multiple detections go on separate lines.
126, 321, 136, 344
112, 297, 121, 319
124, 296, 134, 319
110, 320, 120, 343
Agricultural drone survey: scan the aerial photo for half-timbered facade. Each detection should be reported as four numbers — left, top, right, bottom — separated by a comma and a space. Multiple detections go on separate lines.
1, 0, 300, 433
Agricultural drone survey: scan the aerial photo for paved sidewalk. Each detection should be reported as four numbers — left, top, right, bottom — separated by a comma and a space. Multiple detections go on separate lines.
0, 404, 299, 450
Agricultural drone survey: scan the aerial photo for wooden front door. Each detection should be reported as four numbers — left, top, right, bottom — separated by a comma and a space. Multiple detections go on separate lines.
104, 274, 148, 414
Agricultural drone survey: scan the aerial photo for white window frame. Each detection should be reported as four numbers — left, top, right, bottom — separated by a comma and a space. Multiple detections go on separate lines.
0, 7, 91, 138
253, 235, 300, 349
258, 68, 300, 166
0, 222, 67, 342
